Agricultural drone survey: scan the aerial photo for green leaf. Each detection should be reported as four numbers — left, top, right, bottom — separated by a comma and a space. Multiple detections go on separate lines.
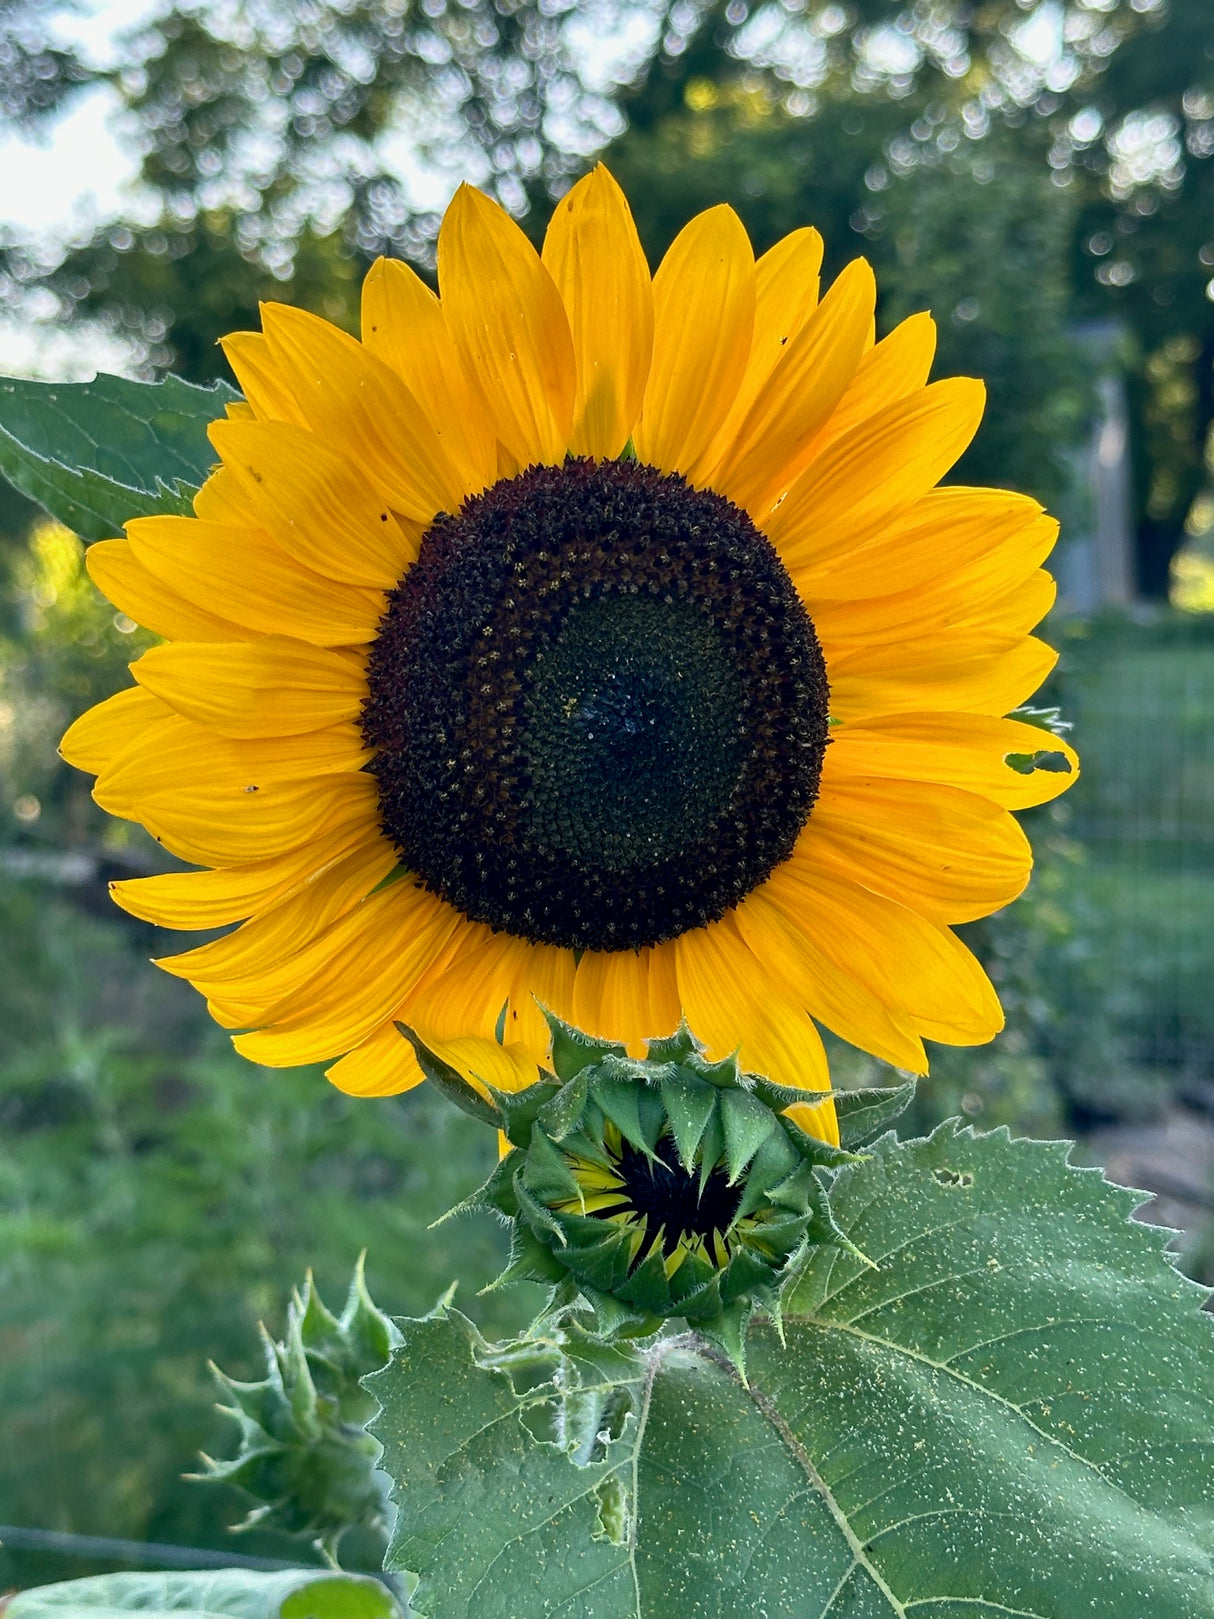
373, 1125, 1214, 1617
0, 372, 238, 540
5, 1569, 403, 1619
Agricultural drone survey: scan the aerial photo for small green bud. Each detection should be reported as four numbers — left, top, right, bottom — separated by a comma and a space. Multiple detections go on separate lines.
193, 1254, 403, 1564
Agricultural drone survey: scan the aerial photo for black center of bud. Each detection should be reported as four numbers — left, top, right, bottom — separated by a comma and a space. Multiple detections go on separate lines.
593, 1138, 743, 1261
361, 458, 829, 951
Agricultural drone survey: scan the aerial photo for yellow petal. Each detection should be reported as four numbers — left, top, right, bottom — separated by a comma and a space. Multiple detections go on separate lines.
767, 377, 987, 574
60, 685, 171, 774
134, 771, 378, 869
415, 1034, 541, 1099
959, 569, 1057, 639
177, 874, 448, 1015
733, 887, 926, 1071
192, 467, 255, 526
360, 257, 498, 495
258, 302, 469, 520
326, 1021, 425, 1097
750, 229, 825, 377
826, 712, 1079, 811
828, 632, 1058, 722
109, 823, 374, 929
230, 882, 463, 1064
632, 205, 755, 475
797, 486, 1044, 602
500, 942, 578, 1056
219, 331, 308, 425
804, 774, 1032, 925
798, 310, 937, 464
437, 183, 575, 468
674, 224, 821, 490
569, 946, 682, 1057
406, 922, 531, 1042
703, 258, 876, 517
126, 515, 385, 648
812, 513, 1058, 647
131, 637, 365, 738
674, 920, 835, 1107
94, 712, 369, 816
159, 838, 395, 989
87, 540, 249, 642
762, 856, 1003, 1047
541, 164, 653, 459
209, 418, 418, 589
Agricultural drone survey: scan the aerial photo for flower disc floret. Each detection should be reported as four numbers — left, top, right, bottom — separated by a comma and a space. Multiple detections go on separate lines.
362, 457, 829, 951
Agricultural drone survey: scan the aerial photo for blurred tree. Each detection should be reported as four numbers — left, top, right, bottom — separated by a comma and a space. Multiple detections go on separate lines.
13, 0, 626, 380
0, 0, 90, 130
608, 82, 1086, 508
3, 0, 1211, 556
1061, 0, 1214, 595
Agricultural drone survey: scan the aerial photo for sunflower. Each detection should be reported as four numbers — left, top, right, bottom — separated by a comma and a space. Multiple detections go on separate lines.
61, 166, 1077, 1146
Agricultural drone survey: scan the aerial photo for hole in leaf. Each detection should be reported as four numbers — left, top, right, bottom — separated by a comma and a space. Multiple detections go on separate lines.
592, 1474, 632, 1545
932, 1167, 974, 1188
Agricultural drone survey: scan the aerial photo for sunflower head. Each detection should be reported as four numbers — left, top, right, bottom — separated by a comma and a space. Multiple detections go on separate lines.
404, 1013, 910, 1363
61, 163, 1079, 1139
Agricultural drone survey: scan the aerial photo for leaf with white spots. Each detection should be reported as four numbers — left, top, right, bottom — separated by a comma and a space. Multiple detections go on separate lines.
372, 1123, 1214, 1617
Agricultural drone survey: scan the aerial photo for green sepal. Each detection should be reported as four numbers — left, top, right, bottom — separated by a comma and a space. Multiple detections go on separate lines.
567, 1283, 657, 1340
297, 1271, 341, 1344
780, 1110, 867, 1168
592, 1062, 664, 1159
522, 1125, 587, 1207
695, 1049, 744, 1088
618, 1246, 676, 1315
433, 1151, 517, 1228
747, 1073, 826, 1112
395, 1025, 503, 1127
643, 1022, 703, 1064
512, 1167, 569, 1246
796, 1164, 875, 1268
485, 1076, 563, 1146
719, 1086, 777, 1183
659, 1066, 717, 1170
833, 1079, 917, 1148
542, 1006, 626, 1080
696, 1106, 728, 1195
560, 1227, 635, 1295
481, 1226, 568, 1291
535, 1069, 590, 1141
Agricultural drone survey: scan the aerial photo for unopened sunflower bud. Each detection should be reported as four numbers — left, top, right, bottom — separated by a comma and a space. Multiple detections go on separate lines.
404, 1015, 911, 1369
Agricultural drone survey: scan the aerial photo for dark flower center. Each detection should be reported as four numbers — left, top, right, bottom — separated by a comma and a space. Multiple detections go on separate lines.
361, 457, 829, 951
592, 1139, 744, 1261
